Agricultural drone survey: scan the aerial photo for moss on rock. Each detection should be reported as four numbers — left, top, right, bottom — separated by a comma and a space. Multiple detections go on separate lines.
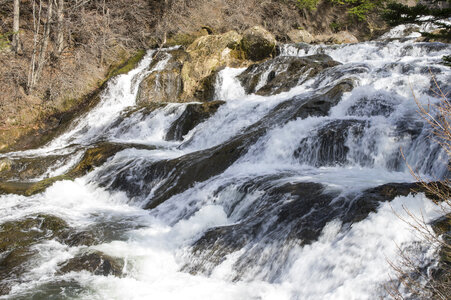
240, 26, 277, 61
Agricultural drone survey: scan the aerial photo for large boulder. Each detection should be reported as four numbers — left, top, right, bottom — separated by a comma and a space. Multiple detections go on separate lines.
314, 31, 358, 44
137, 28, 279, 103
136, 50, 188, 104
238, 54, 341, 96
181, 30, 248, 102
241, 26, 277, 61
287, 29, 314, 43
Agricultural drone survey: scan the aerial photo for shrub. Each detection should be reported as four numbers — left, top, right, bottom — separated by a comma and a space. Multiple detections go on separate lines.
296, 0, 321, 10
0, 32, 11, 51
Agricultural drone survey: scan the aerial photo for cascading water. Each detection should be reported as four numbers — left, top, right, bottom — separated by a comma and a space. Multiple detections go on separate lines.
0, 25, 450, 299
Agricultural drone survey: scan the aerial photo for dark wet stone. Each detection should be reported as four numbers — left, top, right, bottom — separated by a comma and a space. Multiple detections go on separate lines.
0, 154, 71, 182
183, 180, 442, 280
102, 80, 350, 210
0, 215, 70, 296
60, 231, 99, 247
341, 182, 421, 224
431, 214, 451, 284
238, 55, 341, 96
58, 251, 123, 277
4, 279, 85, 299
0, 142, 156, 197
165, 101, 225, 141
294, 119, 368, 167
193, 69, 222, 102
347, 96, 397, 117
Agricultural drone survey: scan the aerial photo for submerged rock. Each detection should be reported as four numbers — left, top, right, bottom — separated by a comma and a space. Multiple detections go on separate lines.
238, 54, 341, 96
0, 154, 69, 182
183, 180, 438, 280
241, 26, 277, 61
0, 215, 70, 295
104, 80, 352, 210
165, 101, 225, 141
0, 142, 152, 197
58, 251, 123, 277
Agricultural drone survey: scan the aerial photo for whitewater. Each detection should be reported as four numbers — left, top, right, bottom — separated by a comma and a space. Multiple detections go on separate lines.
0, 25, 450, 299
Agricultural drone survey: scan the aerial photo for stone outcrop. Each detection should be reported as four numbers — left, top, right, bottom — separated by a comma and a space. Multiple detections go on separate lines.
238, 54, 341, 96
241, 26, 277, 61
136, 50, 188, 104
287, 29, 314, 43
137, 26, 277, 104
313, 31, 359, 44
181, 30, 247, 101
287, 30, 359, 45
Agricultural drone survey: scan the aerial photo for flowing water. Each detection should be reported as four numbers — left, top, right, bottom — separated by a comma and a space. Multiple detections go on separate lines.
0, 27, 450, 299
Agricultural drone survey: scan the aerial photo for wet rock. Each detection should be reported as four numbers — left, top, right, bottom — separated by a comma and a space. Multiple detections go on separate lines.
104, 81, 351, 210
165, 101, 225, 141
241, 26, 277, 61
0, 215, 70, 295
0, 215, 69, 253
294, 119, 368, 167
347, 95, 398, 117
0, 176, 70, 197
0, 142, 149, 197
183, 180, 440, 280
238, 55, 341, 96
0, 155, 67, 182
69, 142, 130, 177
58, 251, 123, 276
61, 231, 99, 247
287, 29, 314, 43
432, 214, 451, 272
136, 50, 188, 104
290, 79, 354, 120
342, 182, 424, 224
181, 31, 249, 101
193, 69, 221, 102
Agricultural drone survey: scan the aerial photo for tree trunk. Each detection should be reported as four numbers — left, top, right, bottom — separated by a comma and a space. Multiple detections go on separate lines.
56, 0, 64, 55
12, 0, 22, 54
27, 0, 42, 93
34, 0, 54, 86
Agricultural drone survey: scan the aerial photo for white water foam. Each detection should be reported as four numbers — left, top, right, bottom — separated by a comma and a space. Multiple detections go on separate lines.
1, 34, 450, 300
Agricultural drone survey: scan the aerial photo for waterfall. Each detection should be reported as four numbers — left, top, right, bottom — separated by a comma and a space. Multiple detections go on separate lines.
0, 28, 450, 299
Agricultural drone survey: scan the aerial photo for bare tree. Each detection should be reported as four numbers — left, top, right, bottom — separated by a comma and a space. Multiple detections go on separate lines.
55, 0, 65, 55
27, 0, 54, 92
11, 0, 22, 54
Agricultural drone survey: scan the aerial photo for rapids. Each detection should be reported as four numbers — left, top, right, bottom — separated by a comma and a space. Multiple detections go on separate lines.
0, 26, 450, 299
